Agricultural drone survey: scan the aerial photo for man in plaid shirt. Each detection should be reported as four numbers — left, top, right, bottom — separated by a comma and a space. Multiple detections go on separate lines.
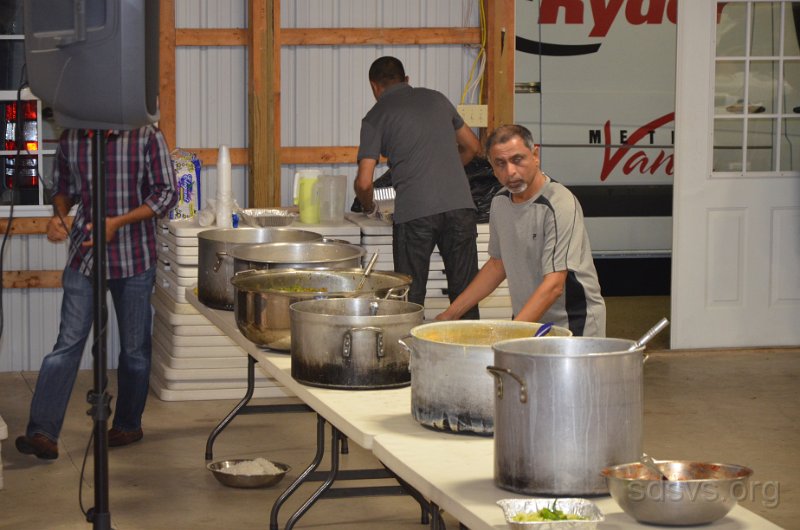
16, 125, 178, 460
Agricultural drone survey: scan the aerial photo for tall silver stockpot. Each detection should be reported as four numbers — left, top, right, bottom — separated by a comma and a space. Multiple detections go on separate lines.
290, 298, 423, 389
231, 241, 365, 274
399, 320, 571, 435
197, 227, 322, 310
488, 337, 644, 496
231, 268, 411, 351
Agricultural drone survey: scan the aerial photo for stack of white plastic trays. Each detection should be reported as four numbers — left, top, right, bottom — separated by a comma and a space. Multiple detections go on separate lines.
346, 213, 512, 321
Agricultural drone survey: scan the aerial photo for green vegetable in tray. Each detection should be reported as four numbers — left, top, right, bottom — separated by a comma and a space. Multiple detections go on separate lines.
511, 500, 587, 522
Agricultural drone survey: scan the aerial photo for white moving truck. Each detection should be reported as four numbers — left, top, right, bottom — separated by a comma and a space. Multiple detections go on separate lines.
515, 0, 678, 294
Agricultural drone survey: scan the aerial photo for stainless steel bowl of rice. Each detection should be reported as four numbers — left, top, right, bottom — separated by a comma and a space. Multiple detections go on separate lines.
207, 457, 290, 488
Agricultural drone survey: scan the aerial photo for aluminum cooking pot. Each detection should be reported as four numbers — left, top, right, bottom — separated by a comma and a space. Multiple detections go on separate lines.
290, 298, 423, 389
198, 227, 322, 310
488, 336, 645, 496
231, 241, 365, 275
231, 268, 411, 351
399, 320, 571, 435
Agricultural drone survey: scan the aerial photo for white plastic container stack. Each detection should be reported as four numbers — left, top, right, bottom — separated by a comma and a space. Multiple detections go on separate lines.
345, 214, 512, 320
151, 216, 363, 401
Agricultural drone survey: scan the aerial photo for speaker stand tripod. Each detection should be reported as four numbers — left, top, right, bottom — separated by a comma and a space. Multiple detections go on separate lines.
85, 130, 112, 530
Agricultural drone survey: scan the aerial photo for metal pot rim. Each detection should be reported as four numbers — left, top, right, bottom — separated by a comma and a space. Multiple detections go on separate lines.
493, 336, 642, 356
198, 227, 321, 243
230, 241, 365, 263
290, 298, 424, 318
230, 268, 411, 296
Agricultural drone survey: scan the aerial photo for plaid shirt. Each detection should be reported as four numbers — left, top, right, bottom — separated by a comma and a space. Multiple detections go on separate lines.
54, 126, 178, 279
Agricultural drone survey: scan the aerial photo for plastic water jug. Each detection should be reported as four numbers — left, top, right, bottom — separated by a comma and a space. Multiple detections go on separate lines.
318, 174, 348, 224
293, 170, 321, 224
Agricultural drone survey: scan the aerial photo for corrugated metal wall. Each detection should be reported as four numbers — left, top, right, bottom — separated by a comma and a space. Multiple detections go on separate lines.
0, 235, 121, 371
175, 0, 479, 208
0, 0, 479, 372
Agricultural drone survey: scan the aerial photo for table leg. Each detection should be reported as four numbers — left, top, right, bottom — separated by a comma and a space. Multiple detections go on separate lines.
394, 474, 431, 525
270, 414, 327, 530
429, 502, 447, 530
205, 355, 312, 461
284, 421, 344, 530
205, 355, 257, 460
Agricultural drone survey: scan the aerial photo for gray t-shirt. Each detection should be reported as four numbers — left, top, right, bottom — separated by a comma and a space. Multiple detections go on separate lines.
357, 83, 475, 223
488, 176, 606, 337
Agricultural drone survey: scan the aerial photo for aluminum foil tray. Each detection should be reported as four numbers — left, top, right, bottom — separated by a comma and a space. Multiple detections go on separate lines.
239, 208, 298, 227
496, 498, 604, 530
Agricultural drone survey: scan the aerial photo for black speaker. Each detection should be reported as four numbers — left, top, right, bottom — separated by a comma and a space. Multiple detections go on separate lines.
23, 0, 160, 130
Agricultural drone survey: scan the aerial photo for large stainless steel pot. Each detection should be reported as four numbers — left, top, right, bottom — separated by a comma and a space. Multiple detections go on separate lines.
197, 227, 322, 310
290, 298, 423, 389
231, 268, 412, 351
400, 320, 571, 435
231, 241, 365, 274
488, 337, 644, 495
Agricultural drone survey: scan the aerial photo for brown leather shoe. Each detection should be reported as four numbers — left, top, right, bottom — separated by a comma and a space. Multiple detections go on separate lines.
107, 427, 143, 447
16, 434, 58, 460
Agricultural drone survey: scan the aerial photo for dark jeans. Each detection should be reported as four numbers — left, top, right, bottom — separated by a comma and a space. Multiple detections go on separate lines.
26, 266, 156, 442
393, 208, 480, 319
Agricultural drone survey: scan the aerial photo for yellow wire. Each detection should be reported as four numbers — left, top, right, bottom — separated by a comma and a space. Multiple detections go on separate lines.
461, 0, 487, 106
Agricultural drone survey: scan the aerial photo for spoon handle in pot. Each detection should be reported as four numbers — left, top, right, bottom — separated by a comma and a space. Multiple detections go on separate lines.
355, 251, 380, 291
628, 317, 670, 352
534, 322, 554, 337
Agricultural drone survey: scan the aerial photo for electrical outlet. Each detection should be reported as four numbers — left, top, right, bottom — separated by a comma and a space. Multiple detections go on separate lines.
457, 104, 488, 128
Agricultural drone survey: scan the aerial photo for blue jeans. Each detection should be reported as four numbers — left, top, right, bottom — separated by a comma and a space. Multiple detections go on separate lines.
26, 266, 156, 442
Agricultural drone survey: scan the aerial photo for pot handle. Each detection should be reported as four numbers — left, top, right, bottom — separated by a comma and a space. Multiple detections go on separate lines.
343, 326, 385, 359
397, 336, 413, 354
486, 366, 528, 404
384, 285, 410, 300
213, 251, 229, 273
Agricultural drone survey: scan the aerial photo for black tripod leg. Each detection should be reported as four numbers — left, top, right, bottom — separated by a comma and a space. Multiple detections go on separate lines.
205, 355, 257, 460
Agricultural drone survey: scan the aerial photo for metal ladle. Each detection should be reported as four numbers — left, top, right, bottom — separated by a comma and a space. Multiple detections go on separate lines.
355, 251, 379, 291
628, 317, 670, 352
533, 322, 554, 337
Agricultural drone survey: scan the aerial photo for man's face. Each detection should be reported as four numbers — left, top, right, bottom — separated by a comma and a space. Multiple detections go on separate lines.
488, 136, 540, 199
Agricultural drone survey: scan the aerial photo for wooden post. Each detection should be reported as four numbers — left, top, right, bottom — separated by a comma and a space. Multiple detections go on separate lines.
248, 0, 281, 207
159, 0, 177, 149
485, 0, 515, 132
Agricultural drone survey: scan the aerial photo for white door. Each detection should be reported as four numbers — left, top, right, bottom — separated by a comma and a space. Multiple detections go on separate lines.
673, 0, 800, 348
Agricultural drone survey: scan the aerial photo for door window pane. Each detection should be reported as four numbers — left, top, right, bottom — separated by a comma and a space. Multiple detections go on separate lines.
747, 118, 776, 170
714, 118, 744, 170
717, 2, 748, 56
715, 1, 800, 174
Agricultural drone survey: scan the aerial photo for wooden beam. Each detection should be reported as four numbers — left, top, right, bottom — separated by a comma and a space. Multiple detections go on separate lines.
176, 28, 248, 46
3, 270, 62, 289
248, 0, 281, 207
281, 27, 480, 46
173, 27, 480, 48
191, 146, 383, 167
159, 0, 177, 149
485, 0, 515, 131
0, 217, 59, 235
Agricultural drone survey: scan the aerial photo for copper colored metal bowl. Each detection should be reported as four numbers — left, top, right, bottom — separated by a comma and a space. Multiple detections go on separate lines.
602, 460, 753, 526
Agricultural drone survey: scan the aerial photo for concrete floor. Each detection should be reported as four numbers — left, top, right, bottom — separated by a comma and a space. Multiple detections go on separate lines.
0, 297, 798, 529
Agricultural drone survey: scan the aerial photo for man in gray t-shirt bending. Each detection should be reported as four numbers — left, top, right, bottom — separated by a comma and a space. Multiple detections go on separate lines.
355, 56, 482, 318
436, 124, 606, 336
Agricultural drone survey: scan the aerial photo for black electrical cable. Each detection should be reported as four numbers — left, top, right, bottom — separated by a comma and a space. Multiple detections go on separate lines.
0, 63, 28, 342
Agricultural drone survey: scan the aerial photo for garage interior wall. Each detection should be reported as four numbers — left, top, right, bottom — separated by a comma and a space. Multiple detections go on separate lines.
0, 0, 481, 372
176, 0, 480, 209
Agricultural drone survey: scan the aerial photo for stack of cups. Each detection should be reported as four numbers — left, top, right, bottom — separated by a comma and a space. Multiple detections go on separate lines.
215, 144, 234, 228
